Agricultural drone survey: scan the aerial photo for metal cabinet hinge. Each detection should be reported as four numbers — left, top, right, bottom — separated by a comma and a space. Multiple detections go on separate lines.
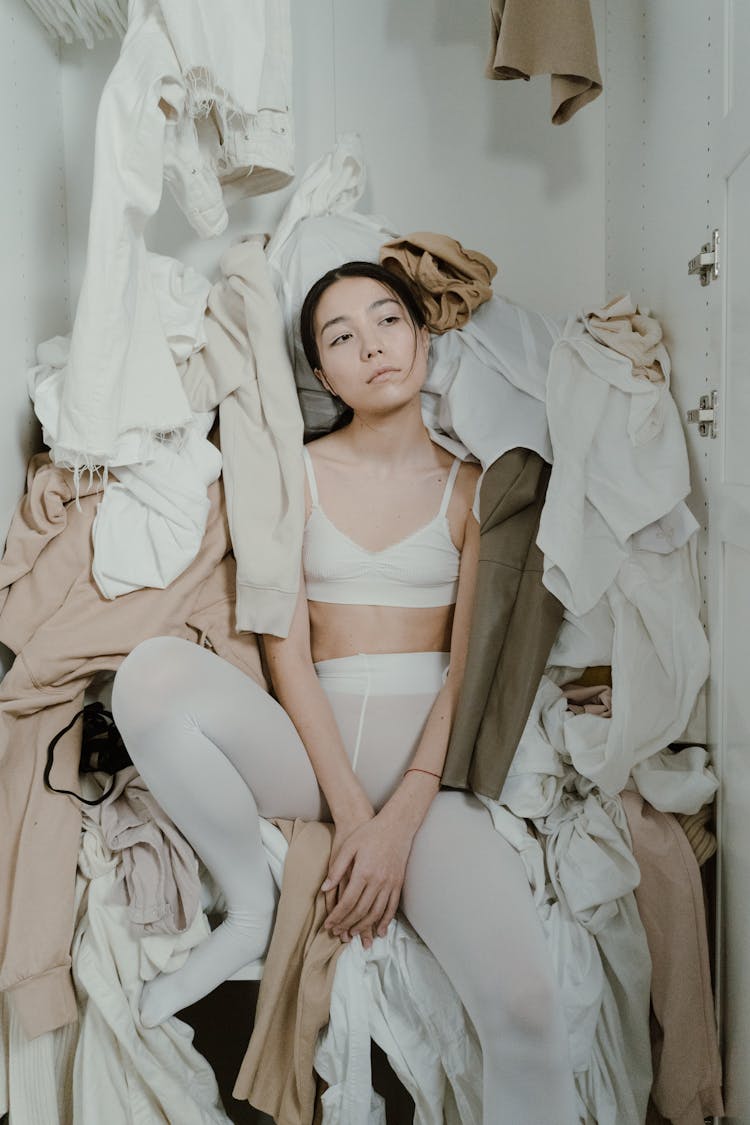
688, 229, 720, 286
686, 390, 718, 438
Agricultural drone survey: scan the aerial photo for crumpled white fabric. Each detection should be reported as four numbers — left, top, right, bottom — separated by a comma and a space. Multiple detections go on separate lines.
484, 683, 654, 1124
91, 413, 221, 598
54, 0, 293, 474
630, 745, 718, 815
29, 254, 224, 599
28, 254, 211, 465
316, 921, 482, 1125
548, 538, 714, 812
538, 317, 691, 616
548, 542, 710, 798
71, 818, 232, 1125
630, 501, 700, 554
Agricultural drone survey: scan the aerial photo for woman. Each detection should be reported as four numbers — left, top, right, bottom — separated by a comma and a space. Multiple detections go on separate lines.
112, 261, 576, 1122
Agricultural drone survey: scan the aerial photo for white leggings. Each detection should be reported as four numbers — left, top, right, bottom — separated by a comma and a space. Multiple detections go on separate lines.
112, 637, 576, 1124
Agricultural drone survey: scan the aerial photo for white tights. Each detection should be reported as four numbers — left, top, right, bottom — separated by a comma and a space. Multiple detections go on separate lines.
112, 637, 576, 1124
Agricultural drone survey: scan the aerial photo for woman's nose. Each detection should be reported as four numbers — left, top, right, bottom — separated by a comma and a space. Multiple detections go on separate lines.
361, 337, 383, 360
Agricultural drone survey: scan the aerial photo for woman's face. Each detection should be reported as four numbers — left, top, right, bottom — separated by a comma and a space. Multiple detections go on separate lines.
313, 276, 429, 415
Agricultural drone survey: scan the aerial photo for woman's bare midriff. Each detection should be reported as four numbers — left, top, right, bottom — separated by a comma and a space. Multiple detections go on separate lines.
308, 600, 454, 663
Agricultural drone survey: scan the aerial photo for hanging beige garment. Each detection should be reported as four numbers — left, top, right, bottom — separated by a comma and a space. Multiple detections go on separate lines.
486, 0, 602, 124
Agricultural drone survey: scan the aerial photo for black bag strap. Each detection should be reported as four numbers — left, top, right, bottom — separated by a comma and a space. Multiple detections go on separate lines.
44, 706, 118, 808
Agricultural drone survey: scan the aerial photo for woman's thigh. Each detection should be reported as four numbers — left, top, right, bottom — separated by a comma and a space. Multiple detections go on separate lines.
113, 636, 326, 821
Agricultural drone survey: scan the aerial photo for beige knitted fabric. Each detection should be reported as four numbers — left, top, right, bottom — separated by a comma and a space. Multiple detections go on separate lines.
486, 0, 602, 124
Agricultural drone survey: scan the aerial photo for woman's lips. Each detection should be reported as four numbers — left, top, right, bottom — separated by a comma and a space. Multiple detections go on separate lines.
368, 366, 398, 383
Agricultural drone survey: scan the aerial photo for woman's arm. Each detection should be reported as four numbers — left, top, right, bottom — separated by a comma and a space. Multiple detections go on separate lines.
263, 579, 374, 831
322, 505, 481, 943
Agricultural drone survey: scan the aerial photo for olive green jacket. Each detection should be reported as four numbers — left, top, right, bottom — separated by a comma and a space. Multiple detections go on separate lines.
442, 448, 563, 799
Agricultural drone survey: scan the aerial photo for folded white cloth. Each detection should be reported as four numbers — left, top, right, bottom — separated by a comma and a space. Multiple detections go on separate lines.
29, 254, 222, 600
630, 746, 719, 816
539, 317, 691, 617
91, 414, 221, 598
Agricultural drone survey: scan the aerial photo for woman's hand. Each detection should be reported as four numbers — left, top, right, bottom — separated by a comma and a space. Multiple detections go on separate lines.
322, 802, 374, 941
321, 812, 416, 948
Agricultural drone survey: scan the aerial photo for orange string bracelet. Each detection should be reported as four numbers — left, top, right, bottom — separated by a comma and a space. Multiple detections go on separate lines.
404, 767, 442, 781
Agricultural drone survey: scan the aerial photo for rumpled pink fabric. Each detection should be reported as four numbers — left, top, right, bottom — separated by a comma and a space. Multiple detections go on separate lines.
379, 231, 497, 334
98, 766, 201, 935
622, 792, 724, 1125
582, 295, 669, 384
561, 682, 613, 718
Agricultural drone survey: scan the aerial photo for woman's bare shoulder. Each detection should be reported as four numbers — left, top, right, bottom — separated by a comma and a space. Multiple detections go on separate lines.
456, 460, 481, 507
304, 431, 350, 466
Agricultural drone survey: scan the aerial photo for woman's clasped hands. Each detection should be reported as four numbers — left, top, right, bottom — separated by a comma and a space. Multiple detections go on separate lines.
322, 804, 415, 950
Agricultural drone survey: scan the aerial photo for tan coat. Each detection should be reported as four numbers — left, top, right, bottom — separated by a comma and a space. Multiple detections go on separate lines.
0, 456, 264, 1039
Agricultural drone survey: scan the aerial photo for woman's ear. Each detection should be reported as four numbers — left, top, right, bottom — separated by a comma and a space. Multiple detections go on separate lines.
314, 367, 337, 397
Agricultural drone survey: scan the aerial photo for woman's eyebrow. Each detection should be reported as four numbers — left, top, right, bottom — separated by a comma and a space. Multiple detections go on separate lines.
319, 314, 348, 334
369, 297, 400, 312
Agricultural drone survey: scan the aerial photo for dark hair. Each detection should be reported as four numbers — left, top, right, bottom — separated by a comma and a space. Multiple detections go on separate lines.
299, 259, 426, 373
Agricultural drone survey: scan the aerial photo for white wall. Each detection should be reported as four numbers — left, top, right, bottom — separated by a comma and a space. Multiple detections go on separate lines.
604, 0, 719, 620
59, 0, 607, 318
0, 3, 69, 547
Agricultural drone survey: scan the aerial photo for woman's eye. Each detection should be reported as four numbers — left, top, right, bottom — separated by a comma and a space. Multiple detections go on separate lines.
380, 315, 400, 326
330, 332, 352, 346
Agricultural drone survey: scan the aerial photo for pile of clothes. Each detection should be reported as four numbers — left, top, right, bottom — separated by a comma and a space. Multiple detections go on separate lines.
1, 116, 723, 1125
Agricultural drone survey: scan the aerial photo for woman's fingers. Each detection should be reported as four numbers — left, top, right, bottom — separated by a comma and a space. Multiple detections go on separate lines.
321, 841, 356, 892
326, 876, 379, 933
350, 887, 391, 939
324, 883, 338, 917
375, 888, 401, 938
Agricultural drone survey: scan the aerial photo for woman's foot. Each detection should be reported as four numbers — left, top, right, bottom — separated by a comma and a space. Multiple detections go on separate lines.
139, 908, 274, 1027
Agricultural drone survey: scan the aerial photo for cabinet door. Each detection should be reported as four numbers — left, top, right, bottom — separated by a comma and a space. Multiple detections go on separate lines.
711, 5, 750, 1121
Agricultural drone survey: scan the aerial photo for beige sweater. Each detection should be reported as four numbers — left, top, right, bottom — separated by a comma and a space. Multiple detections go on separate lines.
487, 0, 602, 124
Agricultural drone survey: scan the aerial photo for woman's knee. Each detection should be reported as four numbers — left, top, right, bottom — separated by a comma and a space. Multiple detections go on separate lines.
112, 636, 193, 732
473, 969, 564, 1050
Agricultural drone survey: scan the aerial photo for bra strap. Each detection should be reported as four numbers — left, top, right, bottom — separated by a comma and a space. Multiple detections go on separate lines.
302, 446, 320, 507
438, 458, 462, 518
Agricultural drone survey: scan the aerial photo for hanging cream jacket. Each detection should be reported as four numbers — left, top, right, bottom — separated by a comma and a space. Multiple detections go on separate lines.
182, 239, 305, 637
54, 0, 294, 474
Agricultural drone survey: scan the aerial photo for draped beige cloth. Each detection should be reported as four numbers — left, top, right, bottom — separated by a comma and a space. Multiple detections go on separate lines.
487, 0, 602, 124
233, 819, 341, 1125
379, 231, 497, 334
